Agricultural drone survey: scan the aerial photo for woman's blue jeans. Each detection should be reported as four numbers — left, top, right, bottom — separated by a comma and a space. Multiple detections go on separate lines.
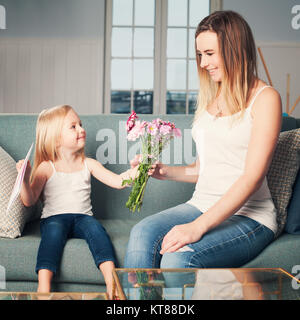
125, 203, 274, 268
36, 214, 116, 275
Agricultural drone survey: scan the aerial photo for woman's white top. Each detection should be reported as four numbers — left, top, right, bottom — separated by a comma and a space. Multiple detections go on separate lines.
187, 86, 277, 234
41, 160, 93, 219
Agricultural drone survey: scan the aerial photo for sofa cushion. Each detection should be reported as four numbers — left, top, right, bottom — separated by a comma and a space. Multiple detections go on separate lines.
0, 218, 136, 283
285, 170, 300, 234
0, 146, 34, 238
281, 115, 298, 132
267, 128, 300, 238
243, 232, 300, 270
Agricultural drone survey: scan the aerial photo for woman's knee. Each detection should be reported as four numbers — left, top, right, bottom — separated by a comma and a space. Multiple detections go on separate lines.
127, 220, 156, 252
129, 220, 146, 240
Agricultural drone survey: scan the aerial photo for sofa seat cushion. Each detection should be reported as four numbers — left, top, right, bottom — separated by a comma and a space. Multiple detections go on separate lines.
243, 232, 300, 273
0, 218, 138, 284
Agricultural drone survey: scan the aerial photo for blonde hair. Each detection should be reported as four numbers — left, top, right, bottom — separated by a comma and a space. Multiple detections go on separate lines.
193, 11, 258, 124
31, 105, 84, 181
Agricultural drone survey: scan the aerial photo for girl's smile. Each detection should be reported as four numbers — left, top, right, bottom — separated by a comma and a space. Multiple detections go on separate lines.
77, 134, 86, 141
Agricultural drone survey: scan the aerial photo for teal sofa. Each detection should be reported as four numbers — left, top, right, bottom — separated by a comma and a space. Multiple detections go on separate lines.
0, 114, 299, 293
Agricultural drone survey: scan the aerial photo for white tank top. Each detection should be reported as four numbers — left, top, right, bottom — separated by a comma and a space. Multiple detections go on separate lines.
187, 86, 277, 234
41, 159, 93, 219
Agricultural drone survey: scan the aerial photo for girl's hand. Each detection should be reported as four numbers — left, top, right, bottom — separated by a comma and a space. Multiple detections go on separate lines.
130, 154, 167, 179
129, 154, 161, 177
130, 154, 142, 169
16, 159, 31, 183
130, 164, 139, 180
160, 221, 204, 254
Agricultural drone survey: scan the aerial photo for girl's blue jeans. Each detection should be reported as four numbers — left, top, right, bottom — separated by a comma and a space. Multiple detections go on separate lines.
36, 214, 116, 275
125, 203, 274, 268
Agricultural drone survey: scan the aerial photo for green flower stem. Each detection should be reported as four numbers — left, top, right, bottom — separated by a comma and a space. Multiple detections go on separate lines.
123, 135, 174, 212
134, 175, 149, 212
123, 162, 151, 212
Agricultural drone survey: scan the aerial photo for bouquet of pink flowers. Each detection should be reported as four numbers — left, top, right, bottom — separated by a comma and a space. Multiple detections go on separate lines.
122, 111, 181, 212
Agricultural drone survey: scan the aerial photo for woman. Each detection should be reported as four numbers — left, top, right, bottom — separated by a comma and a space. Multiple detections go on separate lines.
125, 10, 282, 269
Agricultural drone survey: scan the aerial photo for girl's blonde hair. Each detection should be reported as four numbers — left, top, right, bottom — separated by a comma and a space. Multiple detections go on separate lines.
31, 105, 84, 181
193, 10, 258, 124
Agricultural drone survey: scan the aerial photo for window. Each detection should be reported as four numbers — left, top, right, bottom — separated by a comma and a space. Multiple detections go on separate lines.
105, 0, 219, 114
108, 0, 155, 114
166, 0, 209, 114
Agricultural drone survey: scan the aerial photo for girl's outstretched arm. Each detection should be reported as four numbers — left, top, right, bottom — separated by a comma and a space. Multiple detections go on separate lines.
86, 158, 140, 189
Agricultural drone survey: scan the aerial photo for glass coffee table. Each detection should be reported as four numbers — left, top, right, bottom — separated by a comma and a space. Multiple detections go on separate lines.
0, 292, 108, 300
113, 268, 300, 300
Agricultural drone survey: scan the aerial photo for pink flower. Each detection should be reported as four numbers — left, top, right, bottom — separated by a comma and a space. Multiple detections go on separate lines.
153, 118, 162, 127
159, 124, 172, 135
137, 121, 146, 136
173, 128, 182, 137
147, 123, 159, 136
127, 120, 145, 141
126, 111, 138, 132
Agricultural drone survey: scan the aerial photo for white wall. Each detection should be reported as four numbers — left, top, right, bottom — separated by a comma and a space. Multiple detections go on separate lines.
0, 0, 105, 114
0, 0, 299, 116
223, 0, 299, 42
223, 0, 300, 117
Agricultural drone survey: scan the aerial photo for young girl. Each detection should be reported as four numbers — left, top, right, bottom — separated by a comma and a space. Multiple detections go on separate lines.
17, 105, 140, 299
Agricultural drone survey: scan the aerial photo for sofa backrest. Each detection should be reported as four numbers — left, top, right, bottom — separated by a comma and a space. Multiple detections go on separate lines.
0, 114, 299, 220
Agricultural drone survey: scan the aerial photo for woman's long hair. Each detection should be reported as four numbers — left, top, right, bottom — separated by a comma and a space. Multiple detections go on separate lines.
193, 10, 258, 123
30, 105, 84, 182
